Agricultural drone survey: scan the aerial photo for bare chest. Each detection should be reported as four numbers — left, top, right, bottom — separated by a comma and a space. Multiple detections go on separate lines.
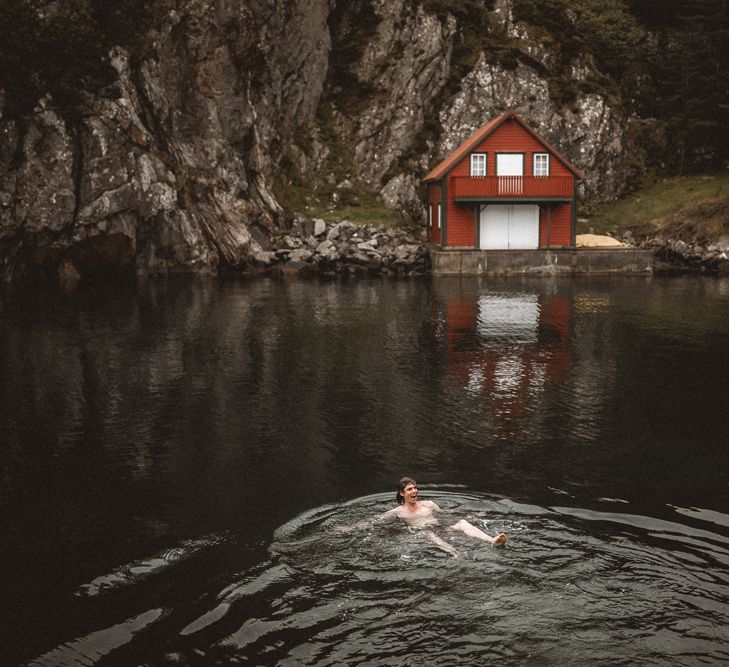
396, 503, 436, 527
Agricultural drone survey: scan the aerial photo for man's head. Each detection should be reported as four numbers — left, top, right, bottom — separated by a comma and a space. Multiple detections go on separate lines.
396, 476, 417, 504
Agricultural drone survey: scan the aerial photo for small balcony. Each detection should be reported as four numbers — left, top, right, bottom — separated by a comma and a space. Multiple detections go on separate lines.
451, 176, 573, 201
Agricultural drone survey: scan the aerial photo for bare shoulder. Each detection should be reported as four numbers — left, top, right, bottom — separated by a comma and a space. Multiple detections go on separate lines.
423, 500, 441, 510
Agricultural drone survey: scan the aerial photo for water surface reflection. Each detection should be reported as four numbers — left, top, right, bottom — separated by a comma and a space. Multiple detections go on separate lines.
435, 279, 572, 441
2, 275, 729, 663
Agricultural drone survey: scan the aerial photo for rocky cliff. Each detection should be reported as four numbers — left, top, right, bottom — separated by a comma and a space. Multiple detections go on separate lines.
0, 0, 653, 284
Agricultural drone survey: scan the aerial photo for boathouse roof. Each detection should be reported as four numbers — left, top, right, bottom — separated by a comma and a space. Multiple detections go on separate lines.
422, 109, 584, 183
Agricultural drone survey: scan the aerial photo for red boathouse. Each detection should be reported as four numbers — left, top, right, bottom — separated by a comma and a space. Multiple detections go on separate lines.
423, 109, 583, 250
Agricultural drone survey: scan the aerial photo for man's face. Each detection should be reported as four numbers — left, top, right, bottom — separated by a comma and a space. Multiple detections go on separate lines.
402, 483, 418, 502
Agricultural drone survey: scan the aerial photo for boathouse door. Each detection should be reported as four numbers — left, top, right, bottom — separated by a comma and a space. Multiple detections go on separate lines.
480, 204, 539, 249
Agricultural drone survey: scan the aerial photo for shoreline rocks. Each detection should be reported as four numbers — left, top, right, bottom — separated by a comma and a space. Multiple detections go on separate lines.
258, 218, 430, 277
627, 234, 729, 275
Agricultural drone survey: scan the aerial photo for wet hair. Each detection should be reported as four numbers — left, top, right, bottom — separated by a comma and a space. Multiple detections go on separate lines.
396, 476, 416, 504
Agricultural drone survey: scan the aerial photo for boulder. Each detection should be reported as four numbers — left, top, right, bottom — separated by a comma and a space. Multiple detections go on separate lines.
672, 240, 688, 255
251, 250, 275, 266
291, 213, 314, 237
313, 218, 327, 236
289, 248, 313, 262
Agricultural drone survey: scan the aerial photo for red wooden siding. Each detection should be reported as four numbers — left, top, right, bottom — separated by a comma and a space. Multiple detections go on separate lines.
429, 204, 441, 244
443, 118, 575, 248
428, 184, 441, 244
447, 119, 574, 178
539, 203, 572, 247
446, 200, 477, 246
427, 183, 441, 204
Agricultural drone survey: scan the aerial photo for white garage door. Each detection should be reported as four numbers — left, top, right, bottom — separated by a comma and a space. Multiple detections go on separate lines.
508, 205, 540, 249
480, 205, 539, 249
481, 204, 510, 249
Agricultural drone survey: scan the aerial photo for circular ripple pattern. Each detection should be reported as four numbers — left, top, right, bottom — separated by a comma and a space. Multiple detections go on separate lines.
152, 492, 729, 666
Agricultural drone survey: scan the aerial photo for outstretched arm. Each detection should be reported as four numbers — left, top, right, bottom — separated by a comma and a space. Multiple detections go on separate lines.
334, 508, 397, 533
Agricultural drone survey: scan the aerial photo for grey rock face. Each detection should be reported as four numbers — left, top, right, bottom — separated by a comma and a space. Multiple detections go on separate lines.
14, 103, 76, 236
249, 0, 334, 148
381, 173, 425, 224
0, 0, 335, 283
347, 0, 456, 186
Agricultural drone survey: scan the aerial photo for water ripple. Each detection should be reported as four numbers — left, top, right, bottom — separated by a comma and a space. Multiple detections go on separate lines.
137, 493, 729, 665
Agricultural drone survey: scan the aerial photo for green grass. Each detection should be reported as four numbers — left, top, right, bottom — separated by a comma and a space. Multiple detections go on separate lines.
304, 195, 404, 228
273, 180, 403, 228
317, 201, 403, 227
581, 174, 729, 236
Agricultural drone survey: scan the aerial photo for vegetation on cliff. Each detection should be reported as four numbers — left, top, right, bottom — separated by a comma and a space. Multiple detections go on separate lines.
585, 175, 729, 242
0, 0, 167, 118
519, 0, 728, 175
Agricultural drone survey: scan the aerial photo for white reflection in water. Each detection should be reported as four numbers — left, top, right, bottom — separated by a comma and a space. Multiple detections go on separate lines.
528, 362, 547, 393
671, 506, 729, 530
466, 367, 485, 394
477, 294, 539, 343
493, 355, 524, 395
450, 290, 563, 431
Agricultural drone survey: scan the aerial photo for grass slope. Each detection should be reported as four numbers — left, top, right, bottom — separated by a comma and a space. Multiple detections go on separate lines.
582, 174, 729, 242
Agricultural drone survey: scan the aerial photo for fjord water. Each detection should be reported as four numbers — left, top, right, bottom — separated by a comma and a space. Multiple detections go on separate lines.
2, 275, 729, 665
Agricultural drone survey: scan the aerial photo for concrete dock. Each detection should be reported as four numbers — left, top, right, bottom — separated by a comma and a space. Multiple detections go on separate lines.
430, 248, 654, 275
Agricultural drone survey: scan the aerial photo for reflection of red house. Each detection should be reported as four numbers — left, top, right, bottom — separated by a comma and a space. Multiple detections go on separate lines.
440, 286, 572, 423
424, 110, 583, 250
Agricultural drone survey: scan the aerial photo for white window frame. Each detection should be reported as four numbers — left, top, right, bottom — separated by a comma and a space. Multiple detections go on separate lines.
437, 204, 442, 229
428, 204, 432, 229
470, 153, 487, 177
533, 153, 550, 177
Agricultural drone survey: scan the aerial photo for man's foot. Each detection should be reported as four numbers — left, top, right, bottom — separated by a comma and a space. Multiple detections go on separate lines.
492, 532, 507, 546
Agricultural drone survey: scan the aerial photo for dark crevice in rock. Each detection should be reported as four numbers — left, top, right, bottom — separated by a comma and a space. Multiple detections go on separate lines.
70, 119, 84, 224
10, 118, 27, 172
129, 63, 168, 159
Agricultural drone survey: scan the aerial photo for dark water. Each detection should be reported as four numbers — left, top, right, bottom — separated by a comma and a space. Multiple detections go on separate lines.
2, 275, 729, 665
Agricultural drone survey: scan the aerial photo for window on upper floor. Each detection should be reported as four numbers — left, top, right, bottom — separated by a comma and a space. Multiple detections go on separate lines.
533, 153, 550, 177
470, 153, 487, 177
